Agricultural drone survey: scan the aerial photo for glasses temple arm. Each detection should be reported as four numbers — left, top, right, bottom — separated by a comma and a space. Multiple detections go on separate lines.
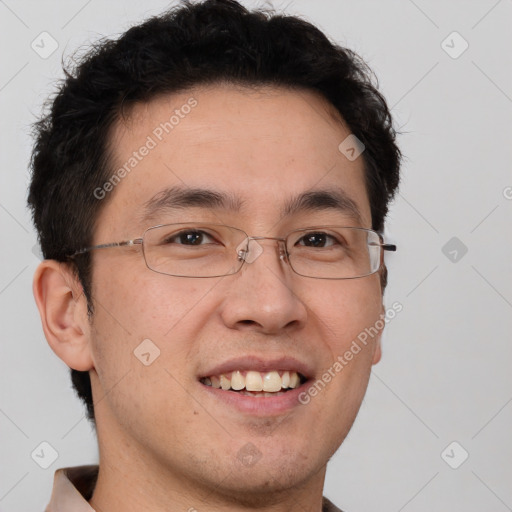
69, 238, 143, 257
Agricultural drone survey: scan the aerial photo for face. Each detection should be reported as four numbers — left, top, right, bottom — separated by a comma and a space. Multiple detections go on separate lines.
86, 84, 384, 500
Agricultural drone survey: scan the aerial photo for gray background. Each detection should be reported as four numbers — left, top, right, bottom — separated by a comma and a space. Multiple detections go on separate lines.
1, 0, 511, 510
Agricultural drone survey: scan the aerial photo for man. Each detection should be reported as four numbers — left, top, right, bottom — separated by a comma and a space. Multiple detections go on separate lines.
28, 0, 400, 510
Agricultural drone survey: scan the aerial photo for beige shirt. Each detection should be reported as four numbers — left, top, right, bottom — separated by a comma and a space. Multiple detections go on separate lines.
45, 465, 344, 512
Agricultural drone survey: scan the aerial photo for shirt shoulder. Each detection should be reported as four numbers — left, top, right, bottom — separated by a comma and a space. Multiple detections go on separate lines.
45, 465, 98, 512
322, 496, 345, 512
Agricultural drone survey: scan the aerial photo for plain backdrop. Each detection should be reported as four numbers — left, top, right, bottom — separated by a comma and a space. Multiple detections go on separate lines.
1, 1, 511, 511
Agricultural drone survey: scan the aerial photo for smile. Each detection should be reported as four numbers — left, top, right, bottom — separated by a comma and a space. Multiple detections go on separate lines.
200, 370, 306, 396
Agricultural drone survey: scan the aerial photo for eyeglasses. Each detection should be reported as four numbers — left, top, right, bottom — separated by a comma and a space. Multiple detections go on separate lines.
70, 223, 396, 279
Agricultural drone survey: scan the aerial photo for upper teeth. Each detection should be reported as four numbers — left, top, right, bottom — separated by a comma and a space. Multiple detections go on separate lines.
202, 370, 302, 392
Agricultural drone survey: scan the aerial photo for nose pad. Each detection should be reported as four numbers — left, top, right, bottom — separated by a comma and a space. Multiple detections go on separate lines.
278, 242, 288, 263
236, 238, 264, 264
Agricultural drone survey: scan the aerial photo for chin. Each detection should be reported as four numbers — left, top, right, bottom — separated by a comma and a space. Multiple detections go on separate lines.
206, 460, 319, 507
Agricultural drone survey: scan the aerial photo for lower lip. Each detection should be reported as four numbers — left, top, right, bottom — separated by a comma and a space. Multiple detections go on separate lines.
198, 382, 309, 415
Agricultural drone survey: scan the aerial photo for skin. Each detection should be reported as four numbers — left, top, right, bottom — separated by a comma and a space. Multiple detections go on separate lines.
34, 84, 385, 512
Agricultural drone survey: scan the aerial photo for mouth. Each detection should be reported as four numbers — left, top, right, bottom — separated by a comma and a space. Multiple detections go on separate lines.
197, 356, 313, 414
200, 370, 307, 397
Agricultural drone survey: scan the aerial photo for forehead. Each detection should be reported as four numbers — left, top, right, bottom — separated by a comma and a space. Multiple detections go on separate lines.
98, 84, 371, 238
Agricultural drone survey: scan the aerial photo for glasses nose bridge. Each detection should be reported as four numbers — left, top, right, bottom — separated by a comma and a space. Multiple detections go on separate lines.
239, 235, 289, 265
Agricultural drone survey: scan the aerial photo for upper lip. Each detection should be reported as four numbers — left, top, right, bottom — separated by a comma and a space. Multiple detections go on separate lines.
199, 355, 314, 380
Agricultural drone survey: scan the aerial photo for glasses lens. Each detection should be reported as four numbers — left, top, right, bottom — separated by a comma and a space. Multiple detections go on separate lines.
286, 227, 382, 279
143, 223, 247, 277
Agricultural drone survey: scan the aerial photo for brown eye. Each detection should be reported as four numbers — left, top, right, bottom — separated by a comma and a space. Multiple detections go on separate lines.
297, 232, 337, 248
164, 230, 216, 245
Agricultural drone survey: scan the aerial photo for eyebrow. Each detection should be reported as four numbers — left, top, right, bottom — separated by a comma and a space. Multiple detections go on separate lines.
141, 185, 363, 225
282, 189, 363, 225
141, 186, 243, 224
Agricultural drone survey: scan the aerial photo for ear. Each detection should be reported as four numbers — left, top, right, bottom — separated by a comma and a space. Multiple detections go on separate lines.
371, 304, 385, 365
33, 260, 94, 371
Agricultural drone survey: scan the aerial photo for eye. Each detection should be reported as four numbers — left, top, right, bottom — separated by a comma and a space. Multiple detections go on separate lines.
296, 232, 339, 248
164, 230, 217, 246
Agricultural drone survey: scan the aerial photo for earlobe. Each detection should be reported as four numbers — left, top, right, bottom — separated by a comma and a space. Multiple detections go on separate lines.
33, 260, 94, 372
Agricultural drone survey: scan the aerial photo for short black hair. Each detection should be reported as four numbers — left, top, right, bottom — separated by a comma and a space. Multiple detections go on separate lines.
28, 0, 401, 427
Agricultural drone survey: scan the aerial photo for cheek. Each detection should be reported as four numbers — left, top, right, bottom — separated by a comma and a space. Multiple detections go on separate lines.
88, 262, 212, 392
298, 278, 383, 457
88, 268, 207, 437
305, 276, 383, 354
92, 259, 211, 337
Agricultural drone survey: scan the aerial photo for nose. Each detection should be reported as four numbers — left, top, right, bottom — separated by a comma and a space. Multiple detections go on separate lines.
219, 237, 308, 334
